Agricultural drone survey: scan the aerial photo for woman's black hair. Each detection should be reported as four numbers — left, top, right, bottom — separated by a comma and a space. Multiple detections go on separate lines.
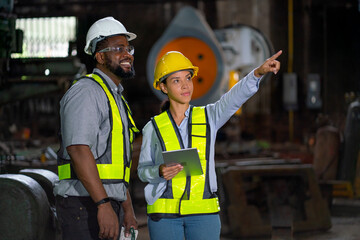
160, 98, 170, 113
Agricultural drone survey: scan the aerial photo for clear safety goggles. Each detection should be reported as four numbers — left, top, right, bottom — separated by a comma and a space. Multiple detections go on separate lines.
98, 45, 134, 55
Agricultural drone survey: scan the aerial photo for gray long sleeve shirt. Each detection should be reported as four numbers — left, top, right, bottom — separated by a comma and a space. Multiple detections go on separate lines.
137, 70, 262, 205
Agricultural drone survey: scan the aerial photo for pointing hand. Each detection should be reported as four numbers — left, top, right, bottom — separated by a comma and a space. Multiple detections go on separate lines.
254, 50, 282, 77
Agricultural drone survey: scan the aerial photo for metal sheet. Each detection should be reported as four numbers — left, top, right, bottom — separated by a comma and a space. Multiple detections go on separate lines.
0, 174, 50, 240
19, 168, 59, 207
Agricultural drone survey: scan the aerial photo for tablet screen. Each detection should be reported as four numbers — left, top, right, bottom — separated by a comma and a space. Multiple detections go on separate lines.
162, 148, 203, 176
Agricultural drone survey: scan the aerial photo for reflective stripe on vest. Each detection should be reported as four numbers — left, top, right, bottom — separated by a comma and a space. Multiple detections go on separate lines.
147, 106, 220, 215
58, 73, 138, 183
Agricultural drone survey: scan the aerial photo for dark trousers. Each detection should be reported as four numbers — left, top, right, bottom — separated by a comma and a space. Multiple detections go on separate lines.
55, 195, 123, 240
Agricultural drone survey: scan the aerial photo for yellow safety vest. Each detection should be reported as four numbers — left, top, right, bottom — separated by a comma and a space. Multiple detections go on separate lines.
147, 106, 220, 216
58, 73, 139, 185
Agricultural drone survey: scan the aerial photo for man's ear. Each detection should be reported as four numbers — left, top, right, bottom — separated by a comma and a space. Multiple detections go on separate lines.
159, 82, 168, 94
95, 52, 105, 65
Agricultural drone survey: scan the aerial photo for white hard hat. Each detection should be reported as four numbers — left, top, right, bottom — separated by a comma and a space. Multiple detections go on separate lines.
84, 16, 137, 55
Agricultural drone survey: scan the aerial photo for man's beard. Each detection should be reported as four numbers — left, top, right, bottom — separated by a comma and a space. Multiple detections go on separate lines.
113, 64, 135, 79
105, 56, 135, 80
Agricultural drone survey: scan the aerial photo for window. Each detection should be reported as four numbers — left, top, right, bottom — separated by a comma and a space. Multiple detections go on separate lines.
12, 17, 77, 58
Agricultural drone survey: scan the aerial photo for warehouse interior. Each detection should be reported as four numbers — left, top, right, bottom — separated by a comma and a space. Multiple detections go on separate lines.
0, 0, 360, 239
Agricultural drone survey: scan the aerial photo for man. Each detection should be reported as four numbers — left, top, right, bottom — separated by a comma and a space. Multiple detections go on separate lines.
54, 16, 138, 240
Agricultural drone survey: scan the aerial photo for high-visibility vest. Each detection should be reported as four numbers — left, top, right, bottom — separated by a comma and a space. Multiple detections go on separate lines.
57, 73, 139, 185
147, 106, 220, 216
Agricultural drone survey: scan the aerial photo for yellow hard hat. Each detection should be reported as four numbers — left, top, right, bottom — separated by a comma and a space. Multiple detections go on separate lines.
153, 51, 199, 90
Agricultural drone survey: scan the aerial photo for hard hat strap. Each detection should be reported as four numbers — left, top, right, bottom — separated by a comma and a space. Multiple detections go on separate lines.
90, 36, 106, 55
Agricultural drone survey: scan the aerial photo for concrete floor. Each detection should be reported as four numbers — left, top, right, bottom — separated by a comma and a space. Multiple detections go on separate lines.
134, 203, 360, 240
132, 182, 360, 240
293, 198, 360, 240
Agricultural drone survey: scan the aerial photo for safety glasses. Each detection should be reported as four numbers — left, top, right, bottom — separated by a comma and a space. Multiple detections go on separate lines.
98, 45, 134, 55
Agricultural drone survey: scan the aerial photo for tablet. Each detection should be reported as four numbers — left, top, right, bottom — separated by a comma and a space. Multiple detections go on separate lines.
162, 148, 203, 176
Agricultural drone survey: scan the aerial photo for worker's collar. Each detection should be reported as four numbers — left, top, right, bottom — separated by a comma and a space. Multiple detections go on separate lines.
93, 68, 124, 94
185, 105, 191, 117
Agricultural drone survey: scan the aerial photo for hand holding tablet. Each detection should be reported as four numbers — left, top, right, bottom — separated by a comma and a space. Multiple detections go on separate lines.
162, 148, 203, 177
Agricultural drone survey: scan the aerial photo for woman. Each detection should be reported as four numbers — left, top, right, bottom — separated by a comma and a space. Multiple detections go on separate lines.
138, 50, 282, 240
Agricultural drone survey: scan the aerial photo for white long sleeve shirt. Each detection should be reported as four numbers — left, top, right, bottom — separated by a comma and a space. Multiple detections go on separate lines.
137, 70, 262, 205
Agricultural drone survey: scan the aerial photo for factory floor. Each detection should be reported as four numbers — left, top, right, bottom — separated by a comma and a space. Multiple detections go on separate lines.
131, 180, 360, 240
4, 140, 359, 240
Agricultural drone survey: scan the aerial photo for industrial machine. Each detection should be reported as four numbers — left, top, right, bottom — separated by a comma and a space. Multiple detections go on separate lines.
146, 6, 273, 106
0, 169, 61, 240
0, 7, 83, 139
0, 0, 22, 87
216, 159, 331, 238
0, 3, 81, 239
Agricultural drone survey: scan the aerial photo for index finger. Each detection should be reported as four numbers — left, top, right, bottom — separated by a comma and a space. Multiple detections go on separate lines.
269, 50, 283, 60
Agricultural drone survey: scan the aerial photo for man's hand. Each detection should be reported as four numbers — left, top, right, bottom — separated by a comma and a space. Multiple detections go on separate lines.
254, 50, 282, 77
97, 202, 119, 240
122, 190, 138, 238
122, 209, 138, 238
159, 163, 184, 180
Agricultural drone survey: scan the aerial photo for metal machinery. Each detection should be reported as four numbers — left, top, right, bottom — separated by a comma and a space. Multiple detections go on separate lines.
146, 6, 272, 106
0, 1, 82, 239
0, 7, 84, 142
337, 99, 360, 198
0, 0, 22, 87
146, 6, 331, 238
0, 11, 84, 159
216, 159, 331, 239
0, 169, 61, 240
